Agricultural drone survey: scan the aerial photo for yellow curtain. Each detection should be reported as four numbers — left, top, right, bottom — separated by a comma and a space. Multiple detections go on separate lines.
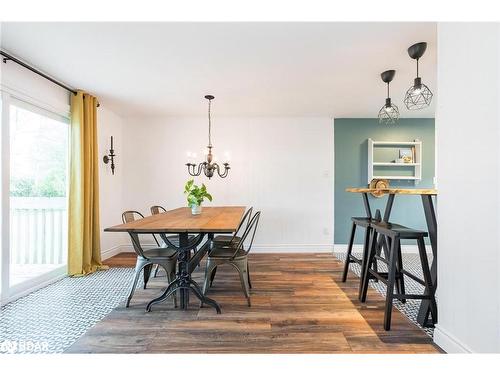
68, 91, 107, 276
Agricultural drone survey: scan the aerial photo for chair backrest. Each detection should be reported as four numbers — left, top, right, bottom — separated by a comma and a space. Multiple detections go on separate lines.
226, 207, 253, 246
231, 211, 261, 258
150, 205, 167, 215
121, 210, 160, 255
151, 206, 174, 247
122, 210, 144, 224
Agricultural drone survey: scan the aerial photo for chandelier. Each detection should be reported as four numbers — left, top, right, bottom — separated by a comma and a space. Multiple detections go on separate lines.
404, 42, 433, 110
186, 95, 230, 179
378, 70, 399, 125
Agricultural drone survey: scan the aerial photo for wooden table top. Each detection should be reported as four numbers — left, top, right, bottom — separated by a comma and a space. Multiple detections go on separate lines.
104, 206, 246, 233
346, 187, 437, 195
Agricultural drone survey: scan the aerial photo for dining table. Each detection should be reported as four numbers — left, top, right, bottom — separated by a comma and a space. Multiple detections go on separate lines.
345, 187, 437, 327
105, 206, 246, 314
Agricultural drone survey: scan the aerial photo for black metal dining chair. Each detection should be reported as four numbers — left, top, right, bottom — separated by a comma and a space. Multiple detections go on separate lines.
202, 211, 261, 307
122, 210, 178, 308
212, 206, 253, 247
150, 205, 199, 271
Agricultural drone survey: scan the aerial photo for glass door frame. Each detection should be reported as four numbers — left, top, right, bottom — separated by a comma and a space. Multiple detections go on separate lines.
0, 88, 70, 305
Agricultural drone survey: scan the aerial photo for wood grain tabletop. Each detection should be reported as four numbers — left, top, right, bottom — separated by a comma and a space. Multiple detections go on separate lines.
346, 187, 437, 195
105, 206, 246, 233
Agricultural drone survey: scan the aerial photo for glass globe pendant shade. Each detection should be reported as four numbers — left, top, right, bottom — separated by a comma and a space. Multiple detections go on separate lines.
378, 98, 400, 125
404, 77, 433, 110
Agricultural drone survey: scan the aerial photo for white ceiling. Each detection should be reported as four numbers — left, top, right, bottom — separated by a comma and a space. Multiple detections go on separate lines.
0, 22, 436, 118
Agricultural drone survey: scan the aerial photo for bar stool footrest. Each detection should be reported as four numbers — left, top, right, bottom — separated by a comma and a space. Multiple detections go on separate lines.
393, 294, 432, 300
348, 255, 363, 265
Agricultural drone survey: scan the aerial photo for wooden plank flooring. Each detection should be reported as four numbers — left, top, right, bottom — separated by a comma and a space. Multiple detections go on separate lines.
66, 253, 442, 353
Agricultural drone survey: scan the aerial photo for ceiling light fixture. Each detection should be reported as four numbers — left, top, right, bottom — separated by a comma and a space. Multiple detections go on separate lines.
186, 95, 230, 179
404, 42, 433, 110
378, 70, 399, 125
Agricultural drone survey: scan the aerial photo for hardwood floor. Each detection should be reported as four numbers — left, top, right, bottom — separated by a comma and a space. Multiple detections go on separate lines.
66, 253, 442, 353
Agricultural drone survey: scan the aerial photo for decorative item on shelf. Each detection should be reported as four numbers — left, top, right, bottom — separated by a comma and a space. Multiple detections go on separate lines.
378, 70, 399, 125
102, 136, 116, 175
183, 179, 213, 215
369, 178, 390, 198
404, 42, 433, 110
399, 148, 414, 163
186, 95, 230, 179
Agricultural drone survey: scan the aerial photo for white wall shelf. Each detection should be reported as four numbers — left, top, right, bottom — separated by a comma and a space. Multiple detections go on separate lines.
368, 138, 422, 183
373, 162, 421, 166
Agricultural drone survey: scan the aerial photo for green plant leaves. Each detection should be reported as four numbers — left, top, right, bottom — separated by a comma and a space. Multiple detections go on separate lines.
183, 179, 213, 207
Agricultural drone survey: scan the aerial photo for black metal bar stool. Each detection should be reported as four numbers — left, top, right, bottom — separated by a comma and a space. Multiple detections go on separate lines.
341, 192, 376, 277
341, 213, 380, 278
360, 221, 437, 331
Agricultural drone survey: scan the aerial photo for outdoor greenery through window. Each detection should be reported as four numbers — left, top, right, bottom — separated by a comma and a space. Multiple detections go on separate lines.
10, 105, 68, 198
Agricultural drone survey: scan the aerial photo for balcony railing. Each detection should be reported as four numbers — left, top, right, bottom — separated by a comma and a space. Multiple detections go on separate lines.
10, 197, 67, 266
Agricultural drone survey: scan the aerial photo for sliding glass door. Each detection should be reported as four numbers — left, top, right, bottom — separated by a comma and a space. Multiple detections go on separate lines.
1, 92, 69, 303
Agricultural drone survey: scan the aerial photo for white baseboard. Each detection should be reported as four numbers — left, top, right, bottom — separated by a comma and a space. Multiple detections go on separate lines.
251, 244, 334, 253
101, 244, 130, 260
433, 325, 472, 353
102, 243, 334, 256
333, 244, 432, 254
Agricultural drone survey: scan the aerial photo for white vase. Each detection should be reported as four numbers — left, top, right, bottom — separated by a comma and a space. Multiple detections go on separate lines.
191, 204, 202, 215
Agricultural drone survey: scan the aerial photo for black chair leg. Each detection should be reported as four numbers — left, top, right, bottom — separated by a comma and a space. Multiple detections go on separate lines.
247, 262, 252, 289
357, 226, 372, 298
342, 222, 357, 282
384, 237, 399, 331
143, 264, 153, 289
209, 266, 217, 287
360, 230, 377, 302
396, 241, 406, 303
417, 237, 437, 322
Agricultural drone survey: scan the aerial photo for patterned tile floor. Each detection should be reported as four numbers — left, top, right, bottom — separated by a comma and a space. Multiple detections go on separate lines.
0, 268, 135, 354
334, 252, 435, 337
0, 253, 433, 354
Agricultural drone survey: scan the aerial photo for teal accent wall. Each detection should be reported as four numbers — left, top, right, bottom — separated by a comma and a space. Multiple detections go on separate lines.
334, 118, 435, 244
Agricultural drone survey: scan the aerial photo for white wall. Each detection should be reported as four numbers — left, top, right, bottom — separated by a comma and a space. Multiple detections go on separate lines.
0, 56, 69, 116
121, 116, 334, 252
434, 23, 500, 353
97, 107, 127, 256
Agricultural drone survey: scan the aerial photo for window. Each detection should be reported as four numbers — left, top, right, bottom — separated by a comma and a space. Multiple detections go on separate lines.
1, 97, 69, 300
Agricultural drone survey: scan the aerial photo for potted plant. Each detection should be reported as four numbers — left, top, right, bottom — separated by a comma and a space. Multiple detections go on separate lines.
184, 179, 213, 215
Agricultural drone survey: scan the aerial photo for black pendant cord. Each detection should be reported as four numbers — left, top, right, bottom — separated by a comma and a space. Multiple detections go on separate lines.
416, 58, 420, 78
387, 82, 390, 99
208, 98, 212, 148
1, 49, 100, 107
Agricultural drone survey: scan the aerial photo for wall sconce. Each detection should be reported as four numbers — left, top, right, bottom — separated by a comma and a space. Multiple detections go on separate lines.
103, 136, 116, 175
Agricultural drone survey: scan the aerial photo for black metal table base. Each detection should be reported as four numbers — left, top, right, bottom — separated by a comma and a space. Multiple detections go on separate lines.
144, 232, 221, 314
145, 275, 221, 313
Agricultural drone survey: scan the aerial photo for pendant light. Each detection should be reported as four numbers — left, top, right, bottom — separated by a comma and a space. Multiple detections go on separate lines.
186, 95, 230, 179
404, 42, 433, 110
378, 70, 399, 125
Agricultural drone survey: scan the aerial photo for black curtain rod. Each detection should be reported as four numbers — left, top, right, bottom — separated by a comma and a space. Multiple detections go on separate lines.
1, 50, 77, 95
